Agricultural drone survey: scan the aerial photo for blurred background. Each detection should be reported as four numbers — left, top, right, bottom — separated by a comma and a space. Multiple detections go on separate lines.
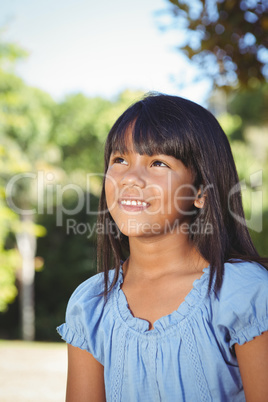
0, 0, 267, 400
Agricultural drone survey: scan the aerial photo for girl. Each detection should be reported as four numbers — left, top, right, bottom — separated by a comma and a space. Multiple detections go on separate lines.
57, 94, 268, 401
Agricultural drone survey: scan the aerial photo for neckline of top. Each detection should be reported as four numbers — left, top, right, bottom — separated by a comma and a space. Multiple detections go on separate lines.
114, 264, 210, 335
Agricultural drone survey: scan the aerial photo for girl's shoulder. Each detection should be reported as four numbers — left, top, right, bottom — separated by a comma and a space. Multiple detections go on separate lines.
57, 269, 117, 359
213, 260, 268, 348
66, 269, 116, 307
216, 260, 268, 306
220, 260, 268, 294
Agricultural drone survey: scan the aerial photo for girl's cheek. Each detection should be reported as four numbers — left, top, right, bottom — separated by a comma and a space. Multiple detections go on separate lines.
105, 179, 118, 212
105, 170, 119, 191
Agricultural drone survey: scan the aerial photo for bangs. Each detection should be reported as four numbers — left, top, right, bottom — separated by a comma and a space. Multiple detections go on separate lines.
111, 120, 188, 159
105, 98, 196, 171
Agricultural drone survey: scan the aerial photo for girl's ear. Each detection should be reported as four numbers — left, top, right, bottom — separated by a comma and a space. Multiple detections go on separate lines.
194, 189, 206, 209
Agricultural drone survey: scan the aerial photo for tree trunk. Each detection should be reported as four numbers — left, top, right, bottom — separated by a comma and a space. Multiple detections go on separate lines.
16, 215, 36, 341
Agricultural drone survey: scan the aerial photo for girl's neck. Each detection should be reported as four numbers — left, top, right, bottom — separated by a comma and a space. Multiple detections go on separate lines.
124, 234, 208, 280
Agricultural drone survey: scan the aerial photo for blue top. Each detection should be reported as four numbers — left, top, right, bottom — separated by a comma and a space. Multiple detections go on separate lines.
57, 261, 268, 401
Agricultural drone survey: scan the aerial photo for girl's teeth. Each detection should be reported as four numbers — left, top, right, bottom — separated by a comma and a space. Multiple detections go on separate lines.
121, 200, 147, 207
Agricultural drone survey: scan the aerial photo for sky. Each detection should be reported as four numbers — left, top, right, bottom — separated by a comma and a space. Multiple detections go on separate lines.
0, 0, 212, 104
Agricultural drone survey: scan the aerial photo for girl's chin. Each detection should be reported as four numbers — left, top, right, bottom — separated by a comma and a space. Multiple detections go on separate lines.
119, 229, 165, 238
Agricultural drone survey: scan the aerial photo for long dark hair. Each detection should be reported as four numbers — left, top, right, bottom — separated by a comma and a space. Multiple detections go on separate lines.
97, 93, 267, 296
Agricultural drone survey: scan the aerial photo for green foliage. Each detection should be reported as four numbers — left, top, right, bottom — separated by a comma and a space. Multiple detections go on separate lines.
0, 36, 55, 312
164, 0, 268, 89
216, 86, 268, 256
228, 83, 268, 126
0, 32, 28, 69
50, 90, 143, 176
0, 202, 20, 312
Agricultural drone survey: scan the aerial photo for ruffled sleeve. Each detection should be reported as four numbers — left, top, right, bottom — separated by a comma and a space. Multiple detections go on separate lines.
214, 261, 268, 351
57, 271, 108, 363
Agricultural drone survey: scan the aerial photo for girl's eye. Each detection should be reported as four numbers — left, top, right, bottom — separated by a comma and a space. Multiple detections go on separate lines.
112, 157, 127, 165
151, 160, 169, 168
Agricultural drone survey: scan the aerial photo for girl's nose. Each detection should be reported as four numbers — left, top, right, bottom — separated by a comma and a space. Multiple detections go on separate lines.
120, 167, 146, 188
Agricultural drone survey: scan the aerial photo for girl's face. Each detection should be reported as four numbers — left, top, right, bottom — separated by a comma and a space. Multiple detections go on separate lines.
105, 129, 198, 238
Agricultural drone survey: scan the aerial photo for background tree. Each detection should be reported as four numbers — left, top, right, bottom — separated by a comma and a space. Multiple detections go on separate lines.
0, 35, 57, 339
208, 85, 268, 257
0, 37, 29, 314
163, 0, 268, 89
